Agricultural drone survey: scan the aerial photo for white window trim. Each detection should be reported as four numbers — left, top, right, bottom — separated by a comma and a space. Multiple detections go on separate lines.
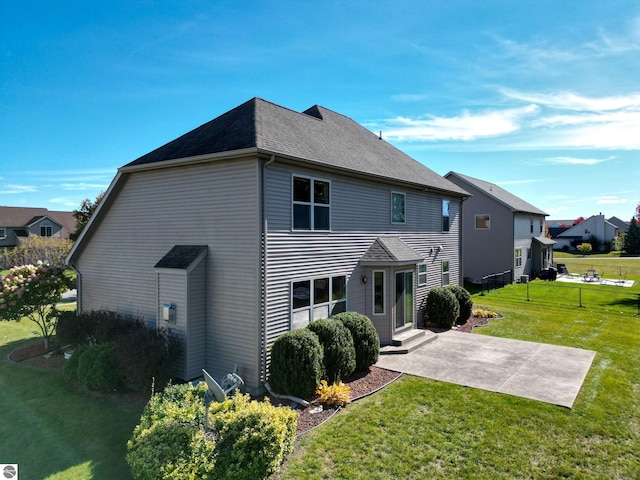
515, 248, 523, 267
291, 175, 331, 232
441, 260, 450, 286
372, 270, 385, 315
417, 263, 427, 286
291, 274, 347, 327
391, 191, 406, 224
0, 228, 5, 239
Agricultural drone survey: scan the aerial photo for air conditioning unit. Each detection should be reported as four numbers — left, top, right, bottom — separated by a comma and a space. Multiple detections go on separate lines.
520, 275, 529, 284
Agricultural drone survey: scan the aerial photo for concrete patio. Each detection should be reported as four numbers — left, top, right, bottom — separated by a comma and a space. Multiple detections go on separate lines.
376, 330, 596, 408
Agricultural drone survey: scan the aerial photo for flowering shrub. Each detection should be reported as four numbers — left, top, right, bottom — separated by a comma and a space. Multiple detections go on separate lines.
472, 308, 499, 319
0, 262, 75, 348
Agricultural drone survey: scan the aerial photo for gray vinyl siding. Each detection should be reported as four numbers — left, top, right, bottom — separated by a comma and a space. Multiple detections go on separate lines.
263, 163, 462, 351
75, 159, 263, 390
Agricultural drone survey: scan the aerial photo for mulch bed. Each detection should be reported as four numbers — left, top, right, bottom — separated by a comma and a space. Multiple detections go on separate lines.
7, 311, 500, 434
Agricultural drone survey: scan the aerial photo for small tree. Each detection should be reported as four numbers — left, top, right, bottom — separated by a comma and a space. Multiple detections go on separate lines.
576, 243, 592, 255
70, 191, 104, 241
624, 217, 640, 254
0, 262, 75, 348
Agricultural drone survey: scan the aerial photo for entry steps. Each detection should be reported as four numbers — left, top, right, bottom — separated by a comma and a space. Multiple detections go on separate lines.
380, 328, 437, 355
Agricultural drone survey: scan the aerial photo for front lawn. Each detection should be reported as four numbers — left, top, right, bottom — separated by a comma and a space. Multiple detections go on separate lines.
0, 320, 143, 479
277, 289, 640, 478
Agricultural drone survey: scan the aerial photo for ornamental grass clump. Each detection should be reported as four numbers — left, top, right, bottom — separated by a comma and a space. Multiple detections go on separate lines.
315, 379, 351, 407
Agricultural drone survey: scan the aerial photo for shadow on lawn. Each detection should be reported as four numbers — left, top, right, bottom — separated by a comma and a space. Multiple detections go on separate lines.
0, 337, 141, 480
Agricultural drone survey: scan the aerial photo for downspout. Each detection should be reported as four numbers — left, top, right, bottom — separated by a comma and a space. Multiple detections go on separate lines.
260, 155, 276, 387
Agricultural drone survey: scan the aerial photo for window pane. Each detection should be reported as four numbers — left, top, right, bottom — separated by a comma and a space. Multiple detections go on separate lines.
314, 305, 329, 321
442, 261, 449, 273
475, 215, 490, 229
293, 177, 311, 202
314, 278, 329, 305
292, 310, 310, 329
293, 204, 311, 229
331, 301, 346, 316
374, 271, 384, 314
442, 200, 450, 232
332, 276, 346, 301
314, 206, 330, 230
292, 281, 311, 309
314, 180, 330, 204
391, 193, 405, 223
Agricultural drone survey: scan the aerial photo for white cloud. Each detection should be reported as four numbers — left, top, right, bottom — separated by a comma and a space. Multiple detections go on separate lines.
381, 105, 539, 142
0, 184, 37, 194
597, 196, 628, 205
61, 182, 108, 191
542, 156, 613, 165
503, 89, 640, 112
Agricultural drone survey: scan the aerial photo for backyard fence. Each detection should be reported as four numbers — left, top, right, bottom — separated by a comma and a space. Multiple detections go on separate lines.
480, 270, 513, 294
480, 281, 640, 315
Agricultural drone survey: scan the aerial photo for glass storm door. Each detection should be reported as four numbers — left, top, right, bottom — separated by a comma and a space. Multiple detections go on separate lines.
395, 271, 413, 329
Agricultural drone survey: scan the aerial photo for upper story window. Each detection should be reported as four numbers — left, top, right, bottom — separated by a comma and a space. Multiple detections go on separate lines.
40, 225, 52, 237
539, 217, 544, 234
530, 217, 534, 234
515, 248, 523, 267
475, 214, 490, 230
0, 228, 6, 239
292, 176, 330, 231
442, 200, 450, 232
391, 192, 406, 224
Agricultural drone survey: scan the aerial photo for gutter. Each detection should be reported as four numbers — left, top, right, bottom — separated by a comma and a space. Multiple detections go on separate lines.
260, 155, 276, 386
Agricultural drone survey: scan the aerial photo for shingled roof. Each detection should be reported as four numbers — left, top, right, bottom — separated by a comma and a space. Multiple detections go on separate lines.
0, 206, 75, 233
445, 172, 547, 216
125, 98, 468, 196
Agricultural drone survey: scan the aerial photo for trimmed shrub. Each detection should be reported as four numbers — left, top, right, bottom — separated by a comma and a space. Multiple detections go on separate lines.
333, 311, 380, 372
127, 383, 297, 480
127, 383, 214, 480
62, 345, 88, 383
425, 287, 460, 328
446, 285, 473, 324
210, 394, 298, 480
269, 329, 324, 399
76, 342, 122, 392
307, 318, 356, 381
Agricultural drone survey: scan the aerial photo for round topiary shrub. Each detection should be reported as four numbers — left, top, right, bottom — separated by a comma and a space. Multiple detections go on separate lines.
307, 318, 356, 381
446, 285, 473, 324
76, 342, 122, 392
269, 329, 324, 399
425, 287, 460, 328
333, 311, 380, 372
62, 345, 89, 383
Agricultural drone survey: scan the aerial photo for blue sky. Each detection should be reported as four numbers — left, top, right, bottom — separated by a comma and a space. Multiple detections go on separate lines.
1, 1, 639, 222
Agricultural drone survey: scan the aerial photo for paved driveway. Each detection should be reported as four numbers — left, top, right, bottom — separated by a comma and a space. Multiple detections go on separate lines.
376, 331, 596, 408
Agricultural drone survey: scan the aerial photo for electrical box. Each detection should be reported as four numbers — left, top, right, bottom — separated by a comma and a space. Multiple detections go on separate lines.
162, 304, 177, 323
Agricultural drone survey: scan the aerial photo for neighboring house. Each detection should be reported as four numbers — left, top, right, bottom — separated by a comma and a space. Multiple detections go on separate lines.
0, 206, 75, 249
444, 172, 554, 283
607, 216, 629, 235
66, 98, 469, 393
554, 214, 619, 251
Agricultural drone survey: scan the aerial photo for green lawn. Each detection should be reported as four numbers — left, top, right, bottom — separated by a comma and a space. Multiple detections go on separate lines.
0, 320, 143, 479
277, 278, 640, 478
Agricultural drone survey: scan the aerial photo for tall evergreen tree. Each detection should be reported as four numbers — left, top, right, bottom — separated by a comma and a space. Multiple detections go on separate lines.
624, 217, 640, 254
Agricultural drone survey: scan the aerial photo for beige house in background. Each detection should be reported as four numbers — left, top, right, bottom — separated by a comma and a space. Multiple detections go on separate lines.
0, 206, 75, 249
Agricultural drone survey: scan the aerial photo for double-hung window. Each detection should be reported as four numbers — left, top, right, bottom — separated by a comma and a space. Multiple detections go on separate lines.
418, 263, 427, 286
40, 225, 52, 237
515, 248, 523, 267
0, 228, 5, 239
442, 200, 450, 232
391, 192, 405, 224
441, 261, 450, 285
291, 275, 347, 329
293, 176, 330, 231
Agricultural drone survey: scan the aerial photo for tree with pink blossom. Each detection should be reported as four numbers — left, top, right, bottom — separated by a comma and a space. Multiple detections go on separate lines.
0, 262, 75, 349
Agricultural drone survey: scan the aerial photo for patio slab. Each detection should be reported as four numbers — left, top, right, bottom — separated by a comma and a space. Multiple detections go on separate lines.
376, 330, 596, 408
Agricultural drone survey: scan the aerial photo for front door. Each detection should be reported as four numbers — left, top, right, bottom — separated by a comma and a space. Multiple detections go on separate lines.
395, 271, 413, 330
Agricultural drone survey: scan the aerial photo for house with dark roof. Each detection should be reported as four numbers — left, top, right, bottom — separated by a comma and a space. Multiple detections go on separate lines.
444, 172, 554, 283
67, 98, 469, 392
0, 206, 75, 249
